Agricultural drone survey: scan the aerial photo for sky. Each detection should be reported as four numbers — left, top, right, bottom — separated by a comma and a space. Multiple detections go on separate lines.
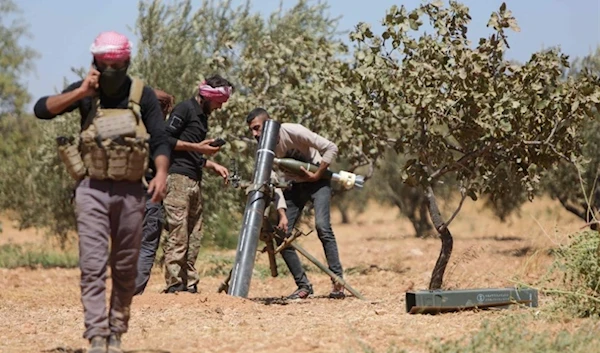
12, 0, 600, 112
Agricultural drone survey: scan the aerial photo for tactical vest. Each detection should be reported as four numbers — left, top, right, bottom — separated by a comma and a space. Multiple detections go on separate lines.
57, 77, 150, 182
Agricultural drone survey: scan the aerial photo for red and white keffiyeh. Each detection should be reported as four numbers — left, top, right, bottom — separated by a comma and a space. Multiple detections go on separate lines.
90, 31, 132, 61
198, 81, 232, 103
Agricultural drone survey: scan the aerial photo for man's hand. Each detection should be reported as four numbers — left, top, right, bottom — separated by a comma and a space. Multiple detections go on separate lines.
194, 139, 221, 156
299, 166, 321, 183
44, 66, 99, 116
210, 162, 229, 185
147, 171, 167, 203
299, 161, 329, 183
277, 209, 289, 233
77, 66, 100, 98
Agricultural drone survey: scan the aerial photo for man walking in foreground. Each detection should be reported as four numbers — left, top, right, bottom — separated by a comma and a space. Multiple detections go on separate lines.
33, 31, 170, 353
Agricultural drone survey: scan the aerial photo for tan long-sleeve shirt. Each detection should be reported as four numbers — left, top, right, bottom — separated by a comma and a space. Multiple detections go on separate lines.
274, 123, 339, 182
271, 170, 286, 210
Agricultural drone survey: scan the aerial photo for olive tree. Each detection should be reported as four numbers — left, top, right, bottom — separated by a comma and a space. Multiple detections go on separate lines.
542, 47, 600, 229
329, 1, 600, 289
0, 0, 38, 116
131, 0, 363, 244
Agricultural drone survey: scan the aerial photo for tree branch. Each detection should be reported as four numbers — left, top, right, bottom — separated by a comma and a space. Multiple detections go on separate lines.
522, 140, 573, 163
442, 137, 465, 153
557, 196, 586, 221
437, 188, 468, 233
262, 70, 271, 95
382, 50, 400, 69
370, 133, 398, 146
544, 117, 561, 145
224, 133, 255, 144
430, 143, 495, 180
549, 144, 573, 163
299, 112, 312, 125
522, 115, 573, 163
352, 150, 377, 181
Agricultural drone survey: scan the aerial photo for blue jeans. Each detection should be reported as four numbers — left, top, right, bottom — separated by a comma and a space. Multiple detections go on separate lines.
278, 179, 344, 289
133, 195, 164, 295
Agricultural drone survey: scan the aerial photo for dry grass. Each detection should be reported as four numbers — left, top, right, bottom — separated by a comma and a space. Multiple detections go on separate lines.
0, 196, 591, 353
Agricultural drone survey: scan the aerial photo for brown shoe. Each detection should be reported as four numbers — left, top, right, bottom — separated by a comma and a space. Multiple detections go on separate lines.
286, 285, 314, 300
107, 333, 123, 353
88, 336, 107, 353
329, 283, 346, 299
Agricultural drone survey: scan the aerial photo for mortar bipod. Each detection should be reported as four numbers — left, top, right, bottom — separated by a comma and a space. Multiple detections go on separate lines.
221, 158, 365, 299
218, 216, 366, 300
269, 223, 365, 300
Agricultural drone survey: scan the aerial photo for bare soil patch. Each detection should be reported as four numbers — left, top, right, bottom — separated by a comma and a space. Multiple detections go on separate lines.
0, 197, 586, 353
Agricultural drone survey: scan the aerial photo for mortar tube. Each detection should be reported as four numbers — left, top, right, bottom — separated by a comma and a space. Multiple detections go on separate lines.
228, 119, 280, 298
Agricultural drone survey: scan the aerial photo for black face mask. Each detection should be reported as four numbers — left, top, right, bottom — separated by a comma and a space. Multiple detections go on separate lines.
99, 66, 128, 96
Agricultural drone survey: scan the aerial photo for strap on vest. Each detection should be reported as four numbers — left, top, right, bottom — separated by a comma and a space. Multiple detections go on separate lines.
81, 95, 100, 131
128, 77, 144, 118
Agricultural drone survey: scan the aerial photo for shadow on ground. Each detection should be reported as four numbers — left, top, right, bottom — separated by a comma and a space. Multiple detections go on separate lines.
250, 294, 359, 306
42, 347, 171, 353
42, 348, 84, 353
472, 235, 525, 242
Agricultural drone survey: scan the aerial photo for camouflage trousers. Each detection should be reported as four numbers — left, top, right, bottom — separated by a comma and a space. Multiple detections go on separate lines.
161, 173, 204, 291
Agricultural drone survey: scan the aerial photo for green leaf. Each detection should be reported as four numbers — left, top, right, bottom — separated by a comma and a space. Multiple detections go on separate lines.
409, 19, 420, 31
571, 100, 580, 113
508, 19, 521, 32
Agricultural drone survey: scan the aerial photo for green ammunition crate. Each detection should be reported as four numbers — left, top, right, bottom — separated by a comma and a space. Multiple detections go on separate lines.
406, 287, 539, 314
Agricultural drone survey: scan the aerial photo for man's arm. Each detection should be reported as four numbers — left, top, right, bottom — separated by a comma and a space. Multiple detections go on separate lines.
204, 159, 229, 184
140, 87, 171, 202
34, 67, 100, 120
205, 159, 216, 169
271, 170, 288, 231
164, 105, 190, 149
34, 82, 85, 120
288, 124, 339, 180
140, 87, 171, 163
271, 170, 287, 210
164, 105, 220, 155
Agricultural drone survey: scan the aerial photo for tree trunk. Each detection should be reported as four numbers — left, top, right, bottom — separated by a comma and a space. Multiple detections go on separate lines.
557, 197, 586, 221
425, 186, 453, 290
338, 205, 350, 224
416, 200, 434, 238
557, 197, 598, 230
415, 218, 434, 238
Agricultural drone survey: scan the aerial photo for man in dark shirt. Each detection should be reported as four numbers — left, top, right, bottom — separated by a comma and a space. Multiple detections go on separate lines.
33, 31, 170, 353
133, 89, 174, 296
161, 74, 233, 294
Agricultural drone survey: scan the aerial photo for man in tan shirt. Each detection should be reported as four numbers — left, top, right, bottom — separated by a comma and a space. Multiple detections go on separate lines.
246, 108, 346, 300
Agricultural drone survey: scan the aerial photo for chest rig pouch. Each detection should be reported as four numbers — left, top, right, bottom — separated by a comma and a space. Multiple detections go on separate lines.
57, 77, 150, 182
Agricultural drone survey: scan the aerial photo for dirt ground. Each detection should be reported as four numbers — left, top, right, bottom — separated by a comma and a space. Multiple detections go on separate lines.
0, 197, 588, 353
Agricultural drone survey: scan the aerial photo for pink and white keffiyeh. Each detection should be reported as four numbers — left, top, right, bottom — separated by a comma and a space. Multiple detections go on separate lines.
90, 31, 132, 61
198, 81, 232, 103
